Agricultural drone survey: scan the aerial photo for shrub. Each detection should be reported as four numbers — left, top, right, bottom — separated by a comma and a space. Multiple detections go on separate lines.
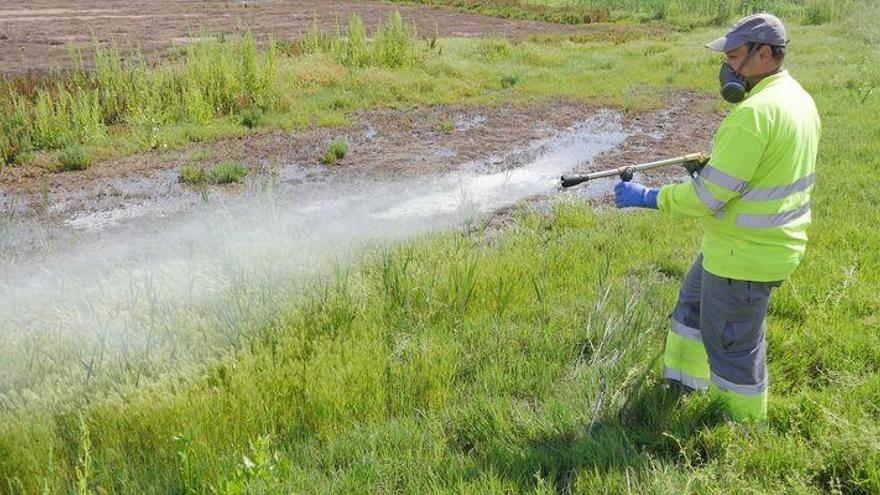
500, 74, 520, 88
299, 12, 419, 69
12, 151, 35, 166
803, 0, 835, 25
179, 163, 248, 184
178, 164, 210, 184
31, 87, 74, 150
372, 11, 417, 68
344, 14, 370, 68
2, 32, 280, 158
56, 146, 91, 172
0, 96, 32, 165
209, 162, 249, 184
321, 140, 349, 164
478, 38, 512, 62
239, 106, 265, 129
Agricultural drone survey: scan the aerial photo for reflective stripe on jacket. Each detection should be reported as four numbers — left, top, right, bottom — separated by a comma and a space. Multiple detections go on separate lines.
657, 70, 821, 282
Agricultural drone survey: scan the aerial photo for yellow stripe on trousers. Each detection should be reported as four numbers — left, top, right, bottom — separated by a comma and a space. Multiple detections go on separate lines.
662, 329, 709, 390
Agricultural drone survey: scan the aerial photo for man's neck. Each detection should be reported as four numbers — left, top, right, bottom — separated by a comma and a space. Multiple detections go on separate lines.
747, 65, 784, 90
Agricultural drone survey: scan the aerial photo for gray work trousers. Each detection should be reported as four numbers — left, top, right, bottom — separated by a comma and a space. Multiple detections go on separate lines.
667, 254, 781, 394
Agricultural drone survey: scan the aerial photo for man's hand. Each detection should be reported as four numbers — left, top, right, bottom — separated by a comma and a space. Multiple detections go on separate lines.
614, 182, 660, 209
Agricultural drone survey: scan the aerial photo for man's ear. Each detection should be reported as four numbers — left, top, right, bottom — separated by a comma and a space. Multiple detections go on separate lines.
758, 44, 773, 61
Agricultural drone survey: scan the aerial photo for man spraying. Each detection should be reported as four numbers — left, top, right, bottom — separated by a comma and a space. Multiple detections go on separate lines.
614, 13, 821, 421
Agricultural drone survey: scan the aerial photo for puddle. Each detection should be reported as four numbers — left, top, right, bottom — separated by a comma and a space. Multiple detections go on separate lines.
362, 123, 378, 141
378, 113, 625, 218
454, 113, 487, 132
66, 203, 169, 231
0, 110, 628, 398
434, 148, 457, 159
170, 36, 219, 44
275, 164, 314, 184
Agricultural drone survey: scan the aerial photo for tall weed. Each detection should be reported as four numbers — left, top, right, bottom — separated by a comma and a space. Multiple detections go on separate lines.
344, 14, 370, 68
2, 31, 279, 159
372, 11, 417, 68
300, 12, 420, 68
0, 13, 417, 164
0, 95, 32, 164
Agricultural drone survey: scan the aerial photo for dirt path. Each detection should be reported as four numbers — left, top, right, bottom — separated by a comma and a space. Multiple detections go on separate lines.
0, 0, 582, 74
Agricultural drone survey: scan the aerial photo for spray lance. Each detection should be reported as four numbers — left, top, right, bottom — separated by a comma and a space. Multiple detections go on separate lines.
560, 153, 709, 189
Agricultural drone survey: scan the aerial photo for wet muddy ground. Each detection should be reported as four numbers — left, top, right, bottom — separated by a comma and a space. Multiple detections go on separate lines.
0, 93, 720, 246
0, 0, 585, 74
2, 92, 719, 217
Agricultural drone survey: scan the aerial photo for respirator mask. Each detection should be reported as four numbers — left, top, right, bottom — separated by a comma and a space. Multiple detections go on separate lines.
719, 43, 760, 104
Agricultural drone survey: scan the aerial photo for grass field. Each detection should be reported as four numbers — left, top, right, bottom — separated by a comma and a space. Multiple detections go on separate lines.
389, 0, 868, 27
2, 3, 880, 494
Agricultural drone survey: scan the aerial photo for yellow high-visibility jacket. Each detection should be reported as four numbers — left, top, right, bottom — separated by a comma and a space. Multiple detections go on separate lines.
658, 70, 821, 282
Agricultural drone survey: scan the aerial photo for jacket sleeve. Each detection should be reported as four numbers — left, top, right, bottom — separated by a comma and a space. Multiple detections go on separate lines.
657, 106, 768, 218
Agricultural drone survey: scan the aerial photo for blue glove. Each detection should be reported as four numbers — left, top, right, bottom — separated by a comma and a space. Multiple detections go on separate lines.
614, 181, 659, 209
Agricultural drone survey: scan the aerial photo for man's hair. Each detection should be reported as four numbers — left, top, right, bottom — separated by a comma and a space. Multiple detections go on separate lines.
769, 44, 787, 62
747, 42, 787, 63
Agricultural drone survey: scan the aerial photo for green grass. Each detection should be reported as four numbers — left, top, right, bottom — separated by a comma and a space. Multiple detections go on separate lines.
320, 139, 350, 164
2, 4, 880, 494
299, 12, 420, 69
239, 106, 265, 129
390, 0, 614, 24
500, 73, 521, 88
437, 119, 455, 132
55, 146, 92, 172
179, 162, 249, 185
390, 0, 867, 28
178, 163, 210, 183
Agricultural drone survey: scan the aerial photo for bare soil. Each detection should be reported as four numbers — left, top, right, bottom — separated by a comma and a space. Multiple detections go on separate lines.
0, 0, 584, 75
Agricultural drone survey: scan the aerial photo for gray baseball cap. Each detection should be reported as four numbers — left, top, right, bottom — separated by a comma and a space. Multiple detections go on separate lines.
706, 13, 788, 52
